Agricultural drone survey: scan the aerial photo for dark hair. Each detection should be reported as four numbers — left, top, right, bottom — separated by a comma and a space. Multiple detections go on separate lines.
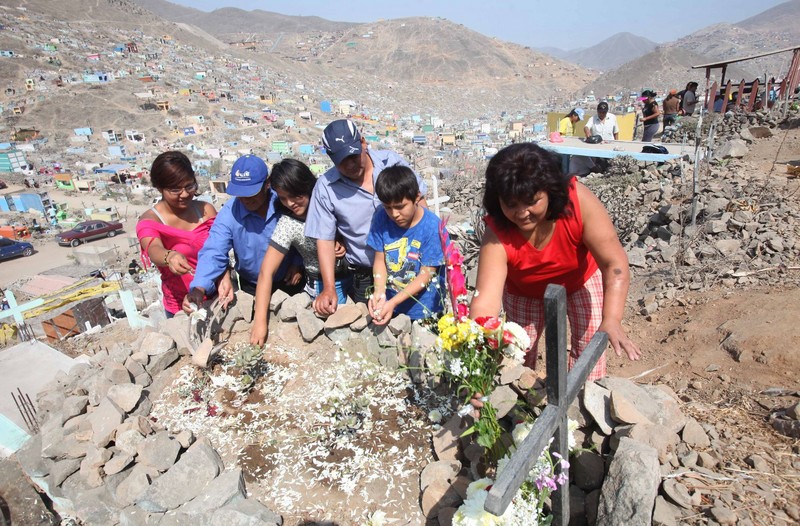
686, 82, 698, 90
566, 109, 579, 119
270, 159, 316, 198
149, 151, 195, 190
483, 143, 571, 228
375, 165, 419, 204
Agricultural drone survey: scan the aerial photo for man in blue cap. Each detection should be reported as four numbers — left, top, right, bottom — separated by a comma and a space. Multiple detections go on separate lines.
305, 119, 428, 315
183, 154, 298, 312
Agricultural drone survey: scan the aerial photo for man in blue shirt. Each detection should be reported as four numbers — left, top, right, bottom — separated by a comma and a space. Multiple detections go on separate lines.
183, 154, 295, 311
305, 119, 427, 315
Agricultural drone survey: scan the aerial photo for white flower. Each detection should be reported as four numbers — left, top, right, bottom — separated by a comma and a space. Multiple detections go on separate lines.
511, 421, 533, 447
453, 480, 516, 526
449, 357, 465, 377
428, 409, 442, 424
465, 477, 494, 498
366, 510, 387, 526
568, 418, 579, 452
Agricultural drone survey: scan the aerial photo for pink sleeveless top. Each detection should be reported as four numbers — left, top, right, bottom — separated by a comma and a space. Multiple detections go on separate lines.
136, 205, 214, 314
484, 177, 598, 299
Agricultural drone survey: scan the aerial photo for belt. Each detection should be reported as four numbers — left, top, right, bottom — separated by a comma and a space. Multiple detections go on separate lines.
347, 264, 372, 276
306, 270, 352, 282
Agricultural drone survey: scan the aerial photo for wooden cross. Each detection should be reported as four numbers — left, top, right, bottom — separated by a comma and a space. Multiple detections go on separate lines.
484, 284, 608, 524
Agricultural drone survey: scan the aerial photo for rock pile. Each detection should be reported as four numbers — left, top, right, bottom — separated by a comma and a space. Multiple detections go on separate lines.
660, 110, 782, 146
15, 327, 283, 526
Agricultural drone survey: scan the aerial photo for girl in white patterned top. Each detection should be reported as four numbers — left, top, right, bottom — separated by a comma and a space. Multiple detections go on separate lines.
250, 159, 349, 345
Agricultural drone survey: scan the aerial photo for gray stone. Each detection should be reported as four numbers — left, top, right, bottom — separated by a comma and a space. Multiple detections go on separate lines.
682, 418, 710, 448
411, 321, 437, 350
487, 385, 517, 419
116, 429, 144, 456
433, 414, 465, 461
137, 432, 181, 472
596, 438, 660, 526
609, 391, 651, 425
652, 496, 679, 526
698, 451, 718, 468
86, 375, 113, 406
714, 238, 741, 257
324, 326, 352, 344
277, 292, 311, 321
571, 451, 605, 491
715, 138, 748, 159
269, 288, 289, 313
72, 486, 117, 525
107, 384, 144, 413
745, 454, 770, 472
137, 439, 224, 512
372, 323, 397, 347
296, 308, 324, 342
499, 361, 524, 385
115, 465, 154, 508
79, 444, 112, 488
378, 345, 400, 369
738, 127, 755, 143
388, 313, 412, 336
105, 362, 133, 384
141, 332, 177, 356
89, 398, 125, 447
710, 505, 738, 525
13, 433, 51, 477
40, 413, 66, 459
119, 505, 164, 526
421, 478, 463, 518
407, 350, 425, 384
627, 247, 647, 268
583, 382, 615, 435
614, 422, 678, 463
62, 395, 89, 423
180, 468, 246, 513
323, 304, 362, 329
748, 126, 772, 139
105, 452, 135, 475
420, 460, 461, 491
639, 385, 687, 434
210, 499, 282, 525
146, 347, 179, 377
662, 478, 693, 509
175, 429, 195, 449
48, 458, 81, 487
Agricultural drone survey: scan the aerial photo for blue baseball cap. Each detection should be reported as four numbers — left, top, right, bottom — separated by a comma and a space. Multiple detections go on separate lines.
322, 119, 363, 165
227, 155, 268, 197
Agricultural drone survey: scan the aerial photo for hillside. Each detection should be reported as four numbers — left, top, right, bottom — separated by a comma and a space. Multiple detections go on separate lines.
736, 0, 800, 34
578, 46, 753, 98
561, 32, 658, 71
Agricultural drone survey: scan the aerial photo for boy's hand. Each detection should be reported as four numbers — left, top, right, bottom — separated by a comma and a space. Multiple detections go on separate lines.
313, 288, 338, 316
371, 302, 394, 326
250, 320, 268, 346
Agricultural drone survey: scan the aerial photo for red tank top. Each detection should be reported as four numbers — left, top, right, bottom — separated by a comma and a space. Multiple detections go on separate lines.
484, 177, 598, 298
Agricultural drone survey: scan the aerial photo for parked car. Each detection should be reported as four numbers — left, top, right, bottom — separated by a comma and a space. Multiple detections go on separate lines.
0, 236, 34, 260
55, 220, 123, 247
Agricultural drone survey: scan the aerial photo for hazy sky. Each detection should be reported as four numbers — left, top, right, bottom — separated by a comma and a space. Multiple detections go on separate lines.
169, 0, 787, 50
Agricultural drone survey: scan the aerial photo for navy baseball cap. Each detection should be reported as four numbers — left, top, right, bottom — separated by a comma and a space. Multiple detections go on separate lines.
322, 119, 362, 165
227, 155, 268, 197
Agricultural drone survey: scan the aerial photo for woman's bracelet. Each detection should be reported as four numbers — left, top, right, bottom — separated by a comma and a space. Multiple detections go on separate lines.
163, 250, 173, 266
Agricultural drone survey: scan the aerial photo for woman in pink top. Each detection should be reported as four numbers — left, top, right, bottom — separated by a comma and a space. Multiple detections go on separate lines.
136, 151, 218, 317
470, 143, 640, 381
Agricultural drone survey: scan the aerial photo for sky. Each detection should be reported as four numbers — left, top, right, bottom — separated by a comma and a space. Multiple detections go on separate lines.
169, 0, 788, 50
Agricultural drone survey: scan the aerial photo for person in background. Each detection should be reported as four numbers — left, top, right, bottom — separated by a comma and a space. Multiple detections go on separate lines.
680, 82, 699, 116
128, 258, 141, 276
662, 89, 681, 130
136, 151, 217, 318
367, 165, 445, 325
470, 143, 640, 383
583, 101, 619, 141
640, 90, 661, 142
305, 119, 427, 316
249, 159, 349, 346
558, 108, 585, 137
183, 155, 300, 314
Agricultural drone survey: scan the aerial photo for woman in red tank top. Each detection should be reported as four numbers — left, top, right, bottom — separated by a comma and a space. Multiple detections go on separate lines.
136, 151, 222, 317
470, 143, 640, 381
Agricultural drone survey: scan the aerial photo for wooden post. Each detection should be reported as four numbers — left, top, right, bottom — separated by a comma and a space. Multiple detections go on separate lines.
545, 285, 569, 522
484, 284, 609, 522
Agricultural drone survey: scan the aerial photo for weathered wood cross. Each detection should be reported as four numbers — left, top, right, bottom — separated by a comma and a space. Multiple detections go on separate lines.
484, 284, 609, 524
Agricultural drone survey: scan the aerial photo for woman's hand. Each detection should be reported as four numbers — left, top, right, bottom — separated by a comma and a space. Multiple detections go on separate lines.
283, 265, 303, 286
599, 319, 641, 361
166, 250, 193, 275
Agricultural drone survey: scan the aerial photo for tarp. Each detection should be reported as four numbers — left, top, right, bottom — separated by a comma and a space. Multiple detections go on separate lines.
93, 164, 129, 174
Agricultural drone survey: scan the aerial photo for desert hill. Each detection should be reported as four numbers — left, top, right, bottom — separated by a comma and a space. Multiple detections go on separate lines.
558, 32, 659, 71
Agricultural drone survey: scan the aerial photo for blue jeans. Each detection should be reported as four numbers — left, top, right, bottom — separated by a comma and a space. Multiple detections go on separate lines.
313, 277, 350, 304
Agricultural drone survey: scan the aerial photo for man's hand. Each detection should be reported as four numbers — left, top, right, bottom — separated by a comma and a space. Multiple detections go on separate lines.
283, 264, 303, 286
313, 288, 338, 316
334, 241, 347, 259
217, 276, 234, 310
250, 320, 268, 346
182, 287, 205, 314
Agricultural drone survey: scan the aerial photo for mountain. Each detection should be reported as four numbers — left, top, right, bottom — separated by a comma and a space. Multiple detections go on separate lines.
735, 0, 800, 34
134, 0, 356, 38
578, 46, 752, 99
561, 32, 658, 71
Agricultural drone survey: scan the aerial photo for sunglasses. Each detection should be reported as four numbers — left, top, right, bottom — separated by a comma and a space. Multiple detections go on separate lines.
164, 182, 199, 195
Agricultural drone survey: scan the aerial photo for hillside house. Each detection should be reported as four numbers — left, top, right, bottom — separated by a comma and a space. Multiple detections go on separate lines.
82, 72, 110, 83
101, 130, 123, 144
54, 173, 76, 190
0, 190, 53, 214
0, 150, 28, 172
